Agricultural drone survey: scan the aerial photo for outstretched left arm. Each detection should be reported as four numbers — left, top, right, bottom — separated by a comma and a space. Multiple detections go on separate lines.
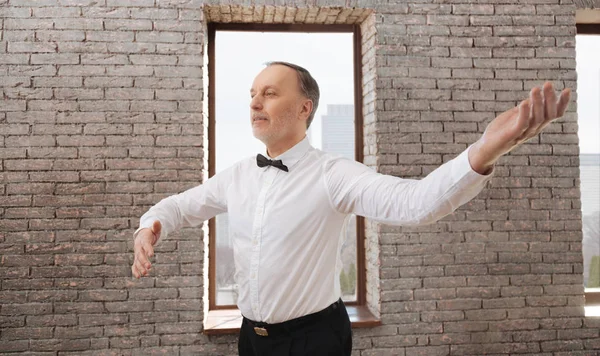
469, 82, 572, 175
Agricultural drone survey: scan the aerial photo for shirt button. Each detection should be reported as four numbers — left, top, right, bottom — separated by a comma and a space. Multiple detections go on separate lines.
253, 239, 258, 246
251, 273, 256, 279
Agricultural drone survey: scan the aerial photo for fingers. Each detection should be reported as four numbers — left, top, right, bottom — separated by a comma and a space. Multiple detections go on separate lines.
543, 82, 557, 121
519, 82, 571, 141
131, 221, 161, 279
519, 87, 544, 139
135, 239, 151, 266
132, 262, 141, 279
531, 86, 545, 128
142, 238, 154, 258
493, 82, 569, 154
134, 245, 151, 277
132, 229, 156, 279
134, 253, 151, 278
132, 250, 150, 279
556, 88, 571, 118
515, 98, 530, 138
133, 251, 151, 278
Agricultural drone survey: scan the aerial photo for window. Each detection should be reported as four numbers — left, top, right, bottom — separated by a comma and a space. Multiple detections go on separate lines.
204, 24, 377, 333
576, 23, 600, 315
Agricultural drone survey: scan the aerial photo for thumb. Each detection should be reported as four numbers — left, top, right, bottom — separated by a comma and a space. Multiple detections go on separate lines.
151, 220, 162, 242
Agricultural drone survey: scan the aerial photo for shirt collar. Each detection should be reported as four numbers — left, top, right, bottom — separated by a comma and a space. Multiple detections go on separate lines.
267, 136, 312, 169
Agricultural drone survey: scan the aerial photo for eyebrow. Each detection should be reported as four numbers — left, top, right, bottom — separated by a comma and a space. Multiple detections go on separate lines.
250, 85, 278, 94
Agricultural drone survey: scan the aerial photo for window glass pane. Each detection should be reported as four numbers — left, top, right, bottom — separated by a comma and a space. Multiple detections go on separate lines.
576, 34, 600, 294
322, 104, 357, 301
213, 31, 357, 306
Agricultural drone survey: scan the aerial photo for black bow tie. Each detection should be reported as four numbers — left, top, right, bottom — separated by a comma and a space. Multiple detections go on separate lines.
256, 154, 289, 172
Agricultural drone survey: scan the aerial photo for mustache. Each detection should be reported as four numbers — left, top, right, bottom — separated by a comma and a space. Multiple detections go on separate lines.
251, 113, 269, 120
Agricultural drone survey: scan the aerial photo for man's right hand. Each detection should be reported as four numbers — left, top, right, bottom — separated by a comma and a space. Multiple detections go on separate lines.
132, 220, 161, 279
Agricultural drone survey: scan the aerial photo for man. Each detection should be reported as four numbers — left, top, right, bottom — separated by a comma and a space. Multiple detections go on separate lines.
132, 62, 571, 356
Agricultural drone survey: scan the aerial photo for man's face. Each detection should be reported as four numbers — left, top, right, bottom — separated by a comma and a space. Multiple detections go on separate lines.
249, 65, 308, 148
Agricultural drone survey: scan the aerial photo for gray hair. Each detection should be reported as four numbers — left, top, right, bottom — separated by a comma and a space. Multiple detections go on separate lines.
265, 61, 320, 129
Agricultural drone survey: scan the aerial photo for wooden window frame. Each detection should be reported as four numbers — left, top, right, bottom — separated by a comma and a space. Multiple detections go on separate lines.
204, 23, 379, 334
576, 24, 600, 34
576, 23, 600, 308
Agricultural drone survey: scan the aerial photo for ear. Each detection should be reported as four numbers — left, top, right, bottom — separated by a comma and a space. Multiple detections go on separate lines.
299, 99, 313, 122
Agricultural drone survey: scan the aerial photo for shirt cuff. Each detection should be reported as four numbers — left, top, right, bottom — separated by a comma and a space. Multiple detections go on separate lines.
133, 226, 146, 239
463, 144, 495, 177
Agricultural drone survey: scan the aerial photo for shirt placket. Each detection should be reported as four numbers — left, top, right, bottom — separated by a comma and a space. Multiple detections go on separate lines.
249, 168, 277, 321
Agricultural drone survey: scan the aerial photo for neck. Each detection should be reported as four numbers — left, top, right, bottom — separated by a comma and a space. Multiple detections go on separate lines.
266, 133, 306, 158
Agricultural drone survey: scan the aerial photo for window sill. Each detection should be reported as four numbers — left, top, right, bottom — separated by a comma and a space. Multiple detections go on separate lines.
586, 289, 600, 305
204, 305, 380, 335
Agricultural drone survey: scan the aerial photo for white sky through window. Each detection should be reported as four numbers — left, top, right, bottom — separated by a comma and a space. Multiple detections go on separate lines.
576, 34, 600, 154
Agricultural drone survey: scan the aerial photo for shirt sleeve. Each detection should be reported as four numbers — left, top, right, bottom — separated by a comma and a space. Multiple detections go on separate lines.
324, 145, 494, 226
134, 165, 233, 241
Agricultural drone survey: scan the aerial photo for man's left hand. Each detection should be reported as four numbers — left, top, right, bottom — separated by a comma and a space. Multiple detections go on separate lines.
469, 82, 572, 175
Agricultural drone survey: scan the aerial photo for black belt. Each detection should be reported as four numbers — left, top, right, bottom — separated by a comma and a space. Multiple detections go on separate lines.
243, 299, 341, 337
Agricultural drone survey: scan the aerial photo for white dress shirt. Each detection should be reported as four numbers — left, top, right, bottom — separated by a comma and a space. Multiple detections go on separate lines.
137, 136, 493, 324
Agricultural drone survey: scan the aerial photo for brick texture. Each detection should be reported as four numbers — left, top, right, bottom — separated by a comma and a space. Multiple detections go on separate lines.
1, 1, 598, 355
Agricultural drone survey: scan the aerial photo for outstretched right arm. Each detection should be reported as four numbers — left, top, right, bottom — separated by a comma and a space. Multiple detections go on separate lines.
132, 167, 232, 278
136, 173, 230, 240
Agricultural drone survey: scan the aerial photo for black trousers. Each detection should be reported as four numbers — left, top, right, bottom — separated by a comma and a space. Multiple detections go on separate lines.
238, 299, 352, 356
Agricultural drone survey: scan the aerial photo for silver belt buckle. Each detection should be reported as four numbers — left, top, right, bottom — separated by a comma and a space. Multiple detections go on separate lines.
254, 326, 268, 336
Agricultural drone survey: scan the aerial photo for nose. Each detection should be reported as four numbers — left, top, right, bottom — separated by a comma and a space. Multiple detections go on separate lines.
250, 94, 262, 111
